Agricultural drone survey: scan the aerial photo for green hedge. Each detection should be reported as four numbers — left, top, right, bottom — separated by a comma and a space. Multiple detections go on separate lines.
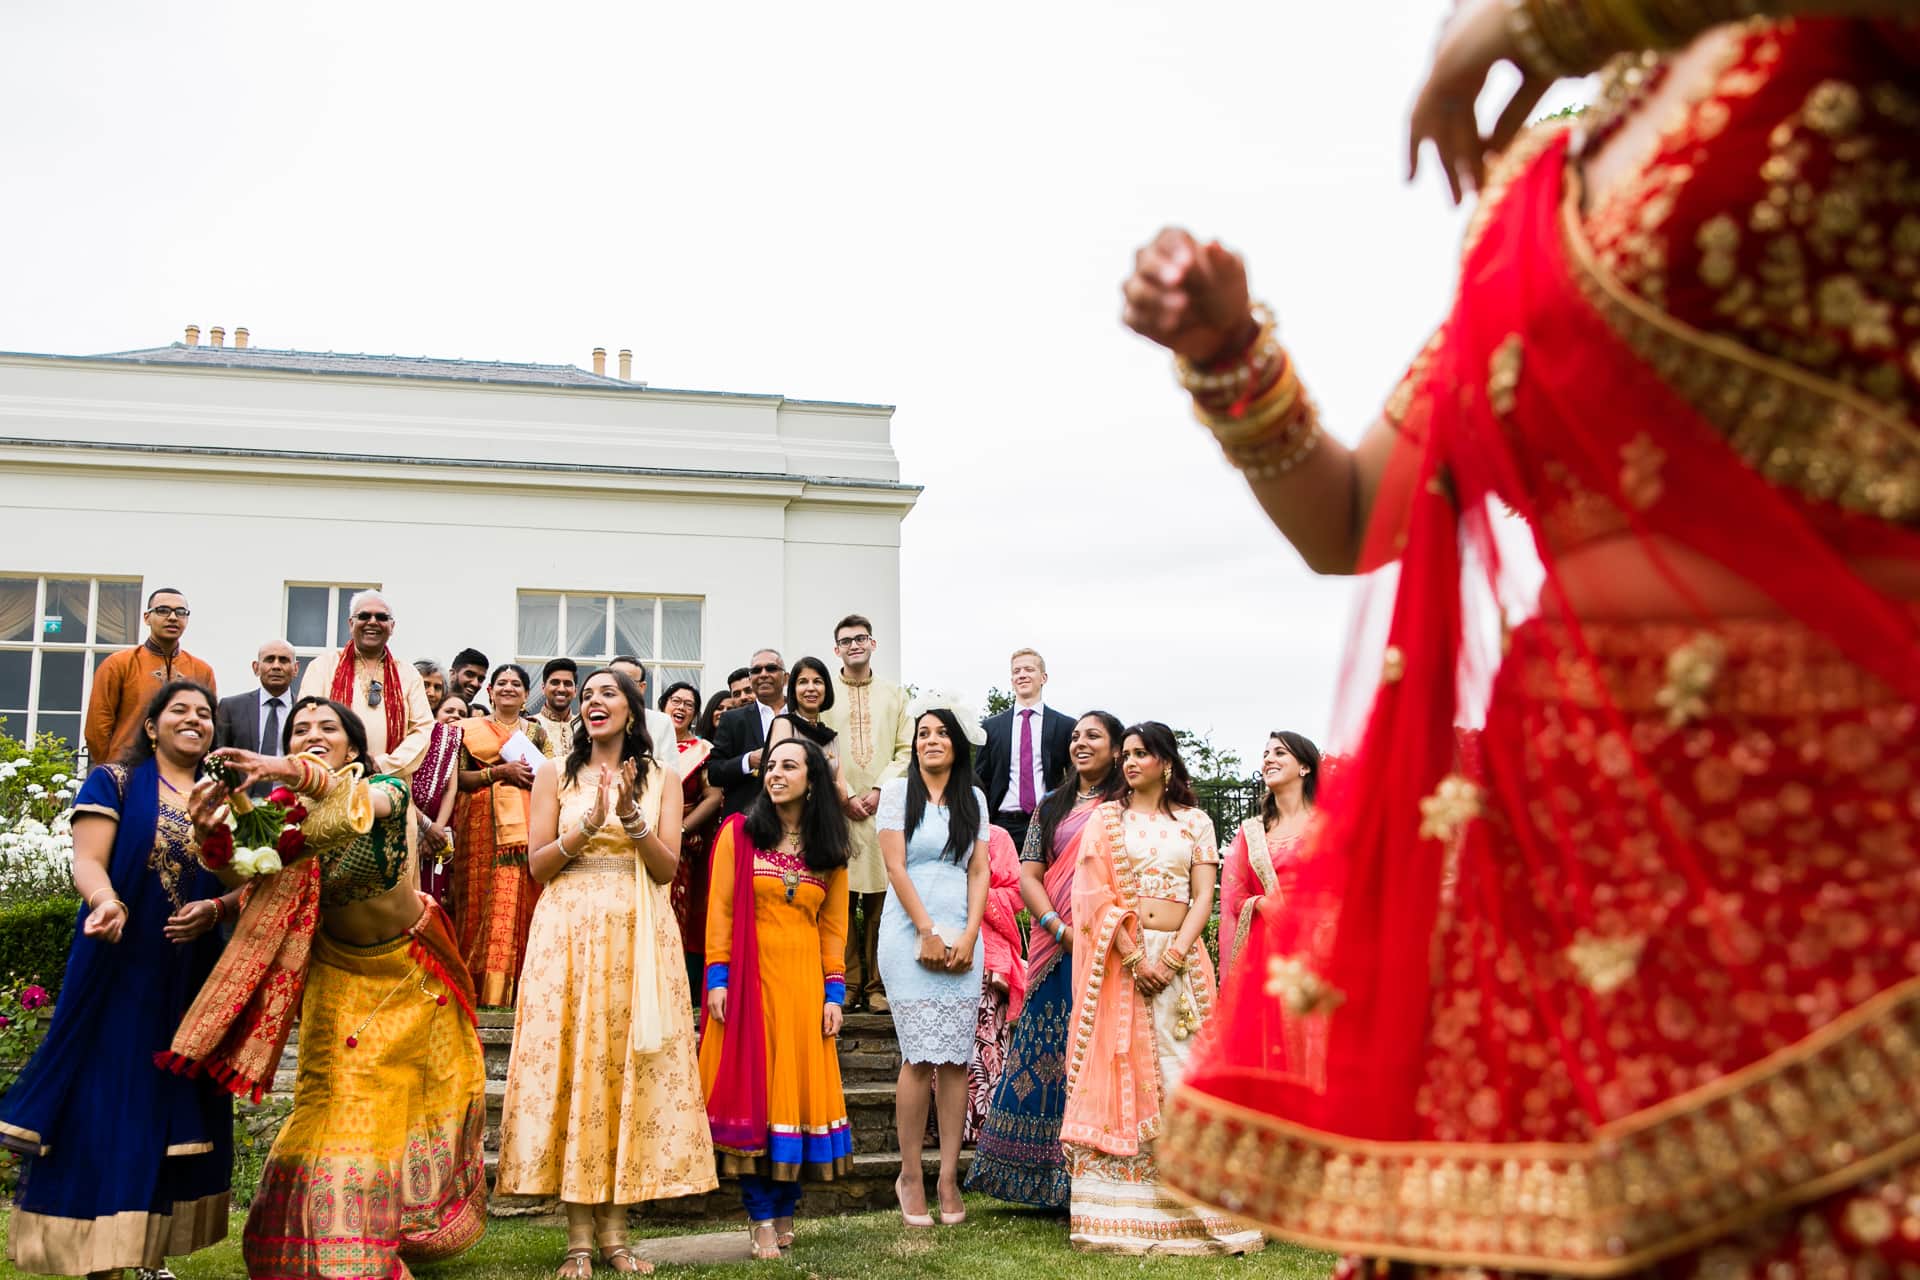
0, 896, 79, 994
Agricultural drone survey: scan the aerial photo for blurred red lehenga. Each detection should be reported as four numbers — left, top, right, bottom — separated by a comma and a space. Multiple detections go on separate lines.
1162, 19, 1920, 1279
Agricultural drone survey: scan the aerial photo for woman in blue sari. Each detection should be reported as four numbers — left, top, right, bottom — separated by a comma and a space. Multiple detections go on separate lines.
0, 680, 239, 1277
966, 711, 1125, 1210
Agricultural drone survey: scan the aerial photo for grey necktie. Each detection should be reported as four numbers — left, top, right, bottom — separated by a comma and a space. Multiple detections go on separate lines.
262, 696, 283, 755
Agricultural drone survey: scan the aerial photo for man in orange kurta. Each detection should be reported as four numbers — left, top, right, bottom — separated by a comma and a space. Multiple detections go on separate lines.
83, 587, 217, 764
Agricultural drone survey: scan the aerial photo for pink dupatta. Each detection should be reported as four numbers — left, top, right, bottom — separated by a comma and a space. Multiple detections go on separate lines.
1025, 802, 1094, 989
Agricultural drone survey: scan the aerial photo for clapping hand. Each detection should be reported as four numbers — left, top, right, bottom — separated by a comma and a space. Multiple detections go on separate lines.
584, 764, 614, 829
612, 759, 641, 823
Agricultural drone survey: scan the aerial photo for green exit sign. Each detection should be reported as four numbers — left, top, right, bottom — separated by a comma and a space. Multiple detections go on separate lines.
42, 616, 61, 636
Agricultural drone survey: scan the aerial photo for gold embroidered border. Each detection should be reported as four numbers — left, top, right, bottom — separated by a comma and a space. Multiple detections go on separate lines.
1161, 971, 1920, 1276
1560, 177, 1920, 526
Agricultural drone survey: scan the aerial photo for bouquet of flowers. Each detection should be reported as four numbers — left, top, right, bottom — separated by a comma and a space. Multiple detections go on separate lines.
197, 757, 309, 879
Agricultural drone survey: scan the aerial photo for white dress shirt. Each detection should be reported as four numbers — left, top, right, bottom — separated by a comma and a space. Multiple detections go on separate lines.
741, 699, 779, 775
1001, 701, 1048, 813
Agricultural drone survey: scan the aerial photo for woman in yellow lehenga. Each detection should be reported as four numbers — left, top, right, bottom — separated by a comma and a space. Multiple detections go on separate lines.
177, 695, 486, 1280
497, 669, 717, 1277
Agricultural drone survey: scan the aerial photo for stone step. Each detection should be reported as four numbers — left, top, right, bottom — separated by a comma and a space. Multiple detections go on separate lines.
486, 1149, 974, 1221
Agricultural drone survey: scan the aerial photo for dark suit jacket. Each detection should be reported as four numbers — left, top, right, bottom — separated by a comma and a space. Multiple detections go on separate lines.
975, 705, 1075, 815
709, 702, 774, 817
215, 688, 287, 797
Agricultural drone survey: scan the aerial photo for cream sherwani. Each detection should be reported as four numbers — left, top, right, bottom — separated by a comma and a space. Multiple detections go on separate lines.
822, 672, 912, 895
298, 648, 434, 777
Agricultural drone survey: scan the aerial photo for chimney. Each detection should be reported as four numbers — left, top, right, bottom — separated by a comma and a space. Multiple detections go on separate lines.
617, 348, 632, 381
210, 326, 226, 348
184, 325, 200, 347
591, 347, 606, 377
234, 327, 250, 349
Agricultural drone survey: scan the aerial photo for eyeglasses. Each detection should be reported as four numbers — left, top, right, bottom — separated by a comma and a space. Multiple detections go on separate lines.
835, 634, 873, 648
148, 606, 190, 619
750, 663, 783, 675
367, 679, 383, 709
353, 611, 393, 623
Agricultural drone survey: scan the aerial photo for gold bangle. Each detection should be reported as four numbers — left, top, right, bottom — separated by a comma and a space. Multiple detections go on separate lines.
1173, 304, 1280, 397
85, 886, 119, 909
1195, 360, 1302, 444
1219, 396, 1325, 481
1165, 949, 1191, 974
1120, 948, 1145, 970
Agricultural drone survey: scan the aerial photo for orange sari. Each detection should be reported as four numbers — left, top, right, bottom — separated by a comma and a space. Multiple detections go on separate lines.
453, 718, 539, 1007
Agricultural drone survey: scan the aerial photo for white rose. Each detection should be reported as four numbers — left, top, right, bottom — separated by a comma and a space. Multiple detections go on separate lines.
253, 850, 283, 876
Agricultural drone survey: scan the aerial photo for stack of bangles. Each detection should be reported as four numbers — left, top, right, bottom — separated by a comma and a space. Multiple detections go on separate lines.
1176, 304, 1323, 481
1164, 949, 1190, 975
1121, 946, 1145, 971
288, 755, 338, 798
1037, 910, 1067, 944
1505, 0, 1776, 79
556, 811, 653, 860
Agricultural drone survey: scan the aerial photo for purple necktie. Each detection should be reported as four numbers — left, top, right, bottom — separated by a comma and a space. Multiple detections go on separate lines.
1018, 709, 1037, 813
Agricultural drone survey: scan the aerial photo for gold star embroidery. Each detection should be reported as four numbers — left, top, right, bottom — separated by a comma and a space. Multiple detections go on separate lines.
1265, 954, 1345, 1017
1655, 633, 1728, 728
1418, 775, 1483, 844
1620, 433, 1666, 510
1565, 931, 1646, 995
1488, 335, 1523, 418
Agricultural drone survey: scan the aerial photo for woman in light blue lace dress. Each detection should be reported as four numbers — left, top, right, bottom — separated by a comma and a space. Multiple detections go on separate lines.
877, 698, 989, 1229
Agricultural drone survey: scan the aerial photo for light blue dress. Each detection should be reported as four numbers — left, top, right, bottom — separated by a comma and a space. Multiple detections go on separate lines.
876, 778, 988, 1065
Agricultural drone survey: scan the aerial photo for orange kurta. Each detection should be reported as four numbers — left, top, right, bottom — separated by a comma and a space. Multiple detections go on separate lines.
83, 644, 217, 764
696, 822, 852, 1180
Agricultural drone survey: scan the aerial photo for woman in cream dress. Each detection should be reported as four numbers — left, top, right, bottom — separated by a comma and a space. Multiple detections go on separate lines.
497, 669, 716, 1277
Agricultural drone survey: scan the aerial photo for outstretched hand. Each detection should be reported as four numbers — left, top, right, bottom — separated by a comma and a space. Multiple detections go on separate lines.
1407, 0, 1552, 205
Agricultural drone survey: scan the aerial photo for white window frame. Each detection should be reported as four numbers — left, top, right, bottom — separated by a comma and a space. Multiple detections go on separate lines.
283, 583, 380, 684
515, 591, 704, 692
0, 574, 144, 755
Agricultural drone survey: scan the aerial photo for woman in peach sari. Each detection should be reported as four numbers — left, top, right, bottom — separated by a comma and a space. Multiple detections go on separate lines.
1060, 721, 1260, 1256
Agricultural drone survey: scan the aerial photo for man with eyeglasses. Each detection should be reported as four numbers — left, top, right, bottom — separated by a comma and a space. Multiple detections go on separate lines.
297, 589, 433, 776
708, 648, 788, 818
819, 614, 912, 1012
84, 587, 219, 765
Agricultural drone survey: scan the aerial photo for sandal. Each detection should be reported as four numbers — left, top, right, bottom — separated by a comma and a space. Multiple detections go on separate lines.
773, 1216, 796, 1251
749, 1220, 782, 1261
600, 1246, 653, 1276
557, 1248, 594, 1280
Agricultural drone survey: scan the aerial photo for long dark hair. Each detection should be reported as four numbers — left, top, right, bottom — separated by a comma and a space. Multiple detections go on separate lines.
283, 696, 374, 771
563, 670, 655, 789
906, 709, 981, 864
785, 655, 836, 715
1260, 729, 1322, 824
1121, 720, 1197, 815
744, 736, 850, 871
1033, 710, 1126, 863
768, 711, 836, 750
118, 680, 215, 767
696, 690, 729, 741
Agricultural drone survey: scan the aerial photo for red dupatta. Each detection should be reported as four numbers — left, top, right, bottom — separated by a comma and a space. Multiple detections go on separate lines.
980, 826, 1029, 1022
1163, 106, 1920, 1273
702, 815, 769, 1157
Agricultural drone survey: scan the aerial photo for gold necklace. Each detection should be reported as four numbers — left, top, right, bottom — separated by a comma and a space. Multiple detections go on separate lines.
343, 963, 446, 1049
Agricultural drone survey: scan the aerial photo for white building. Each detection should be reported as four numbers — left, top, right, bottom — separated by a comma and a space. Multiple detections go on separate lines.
0, 327, 919, 755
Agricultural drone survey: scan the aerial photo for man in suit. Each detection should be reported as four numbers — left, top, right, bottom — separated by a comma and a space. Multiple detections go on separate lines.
215, 640, 299, 795
975, 647, 1075, 851
708, 648, 788, 817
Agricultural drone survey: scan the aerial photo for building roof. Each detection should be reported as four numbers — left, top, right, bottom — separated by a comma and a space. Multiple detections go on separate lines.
80, 342, 642, 391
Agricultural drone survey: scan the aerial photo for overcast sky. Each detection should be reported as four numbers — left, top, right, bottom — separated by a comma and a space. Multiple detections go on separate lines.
0, 1, 1588, 770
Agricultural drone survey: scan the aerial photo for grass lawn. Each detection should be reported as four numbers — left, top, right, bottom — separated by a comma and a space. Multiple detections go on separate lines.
1, 1198, 1333, 1279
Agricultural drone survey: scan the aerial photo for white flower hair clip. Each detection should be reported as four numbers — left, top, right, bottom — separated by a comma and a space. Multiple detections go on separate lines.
904, 688, 987, 748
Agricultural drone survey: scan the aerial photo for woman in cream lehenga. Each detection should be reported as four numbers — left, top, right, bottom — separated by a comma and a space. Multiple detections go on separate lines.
1125, 5, 1920, 1278
1060, 721, 1260, 1256
497, 668, 716, 1277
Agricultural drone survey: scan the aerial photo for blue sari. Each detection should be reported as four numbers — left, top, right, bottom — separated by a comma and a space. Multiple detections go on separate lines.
0, 759, 232, 1275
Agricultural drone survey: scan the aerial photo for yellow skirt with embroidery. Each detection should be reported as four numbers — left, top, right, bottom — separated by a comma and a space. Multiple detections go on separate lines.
241, 927, 487, 1280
